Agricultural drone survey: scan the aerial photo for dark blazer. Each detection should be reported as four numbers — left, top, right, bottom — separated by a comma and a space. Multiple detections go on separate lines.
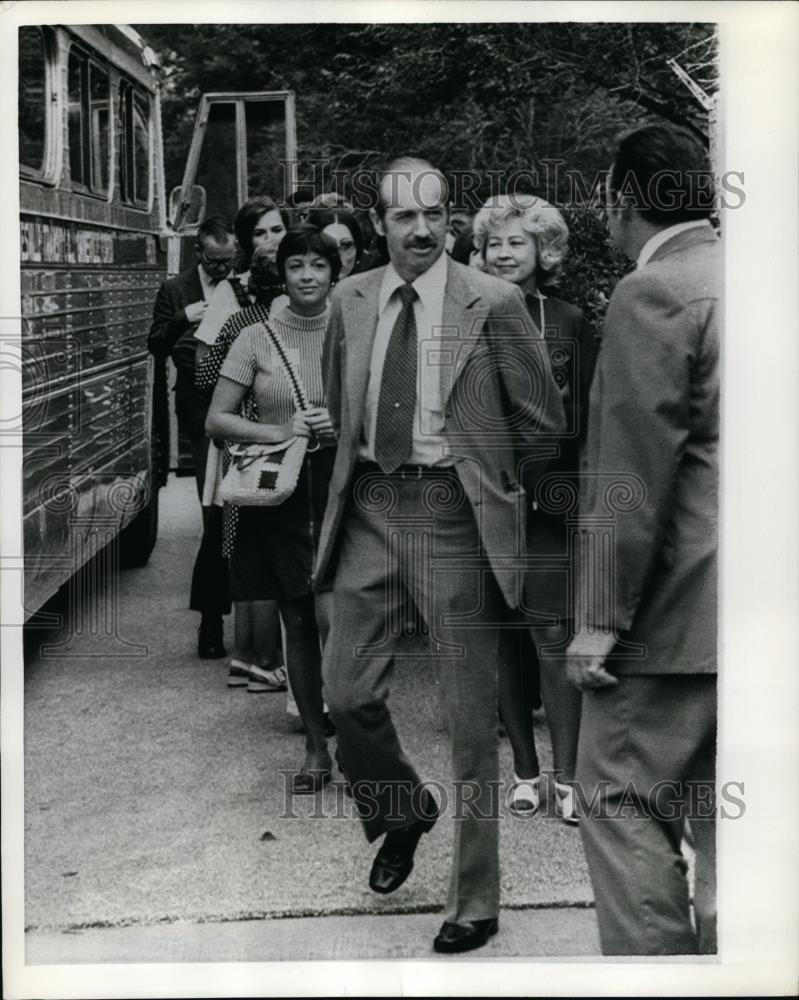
525, 294, 597, 616
148, 266, 208, 439
579, 223, 720, 674
316, 257, 567, 608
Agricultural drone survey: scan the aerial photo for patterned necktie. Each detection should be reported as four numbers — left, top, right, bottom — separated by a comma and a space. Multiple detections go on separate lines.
374, 283, 418, 473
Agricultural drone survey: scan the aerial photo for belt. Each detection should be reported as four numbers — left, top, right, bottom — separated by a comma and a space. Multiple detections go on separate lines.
356, 461, 456, 480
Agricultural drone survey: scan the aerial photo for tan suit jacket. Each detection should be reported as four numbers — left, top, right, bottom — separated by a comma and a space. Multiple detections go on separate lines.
579, 223, 721, 673
315, 257, 567, 607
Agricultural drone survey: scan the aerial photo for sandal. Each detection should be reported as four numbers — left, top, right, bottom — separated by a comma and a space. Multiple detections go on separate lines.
554, 781, 579, 825
509, 774, 541, 815
227, 658, 251, 688
291, 768, 332, 795
246, 663, 287, 693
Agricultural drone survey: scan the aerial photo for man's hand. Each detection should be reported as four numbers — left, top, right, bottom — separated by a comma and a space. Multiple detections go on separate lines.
566, 630, 619, 691
185, 300, 208, 324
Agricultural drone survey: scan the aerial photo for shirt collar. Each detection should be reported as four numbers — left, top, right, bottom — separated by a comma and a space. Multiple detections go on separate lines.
379, 250, 449, 315
197, 265, 221, 299
637, 220, 710, 269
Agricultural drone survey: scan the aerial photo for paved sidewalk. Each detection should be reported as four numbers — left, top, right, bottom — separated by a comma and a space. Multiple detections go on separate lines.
26, 906, 600, 964
22, 475, 595, 965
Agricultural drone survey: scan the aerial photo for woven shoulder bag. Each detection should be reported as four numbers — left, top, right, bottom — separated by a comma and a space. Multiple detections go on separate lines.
219, 313, 313, 507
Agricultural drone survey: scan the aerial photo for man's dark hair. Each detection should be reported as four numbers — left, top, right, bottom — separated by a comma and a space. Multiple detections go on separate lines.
276, 224, 342, 284
234, 197, 292, 258
609, 123, 715, 224
196, 215, 234, 245
450, 224, 476, 266
285, 186, 315, 207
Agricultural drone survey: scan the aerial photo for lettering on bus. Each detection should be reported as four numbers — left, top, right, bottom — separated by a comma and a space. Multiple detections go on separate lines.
20, 219, 157, 266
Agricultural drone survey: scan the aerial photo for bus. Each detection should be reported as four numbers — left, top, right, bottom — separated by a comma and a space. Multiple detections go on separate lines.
18, 23, 297, 620
19, 24, 169, 620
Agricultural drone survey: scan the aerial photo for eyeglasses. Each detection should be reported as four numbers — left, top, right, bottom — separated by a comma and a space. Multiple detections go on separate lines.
336, 239, 355, 252
199, 250, 235, 272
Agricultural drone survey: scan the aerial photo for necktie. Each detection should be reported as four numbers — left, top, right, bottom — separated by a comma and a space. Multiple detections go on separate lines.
374, 283, 418, 473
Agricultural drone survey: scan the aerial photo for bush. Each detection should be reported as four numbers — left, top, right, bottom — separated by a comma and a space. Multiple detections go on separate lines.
547, 204, 632, 336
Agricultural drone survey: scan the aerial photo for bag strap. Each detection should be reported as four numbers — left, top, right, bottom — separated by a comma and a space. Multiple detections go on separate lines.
246, 304, 310, 413
227, 275, 252, 310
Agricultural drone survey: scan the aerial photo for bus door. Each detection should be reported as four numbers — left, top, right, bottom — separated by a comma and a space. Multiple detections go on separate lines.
164, 91, 297, 471
169, 90, 298, 272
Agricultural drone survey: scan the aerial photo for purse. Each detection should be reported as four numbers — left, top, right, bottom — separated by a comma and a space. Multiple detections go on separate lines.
218, 316, 313, 507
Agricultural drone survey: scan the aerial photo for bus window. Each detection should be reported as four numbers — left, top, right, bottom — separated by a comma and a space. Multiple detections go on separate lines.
19, 26, 47, 174
67, 46, 110, 195
132, 90, 150, 204
120, 83, 151, 207
90, 63, 110, 192
67, 50, 85, 185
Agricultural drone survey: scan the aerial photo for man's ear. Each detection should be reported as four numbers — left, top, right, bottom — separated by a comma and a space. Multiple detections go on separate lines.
370, 207, 385, 238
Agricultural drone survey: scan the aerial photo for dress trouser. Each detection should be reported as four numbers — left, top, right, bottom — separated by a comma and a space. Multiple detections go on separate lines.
322, 466, 503, 924
576, 673, 717, 955
187, 432, 231, 617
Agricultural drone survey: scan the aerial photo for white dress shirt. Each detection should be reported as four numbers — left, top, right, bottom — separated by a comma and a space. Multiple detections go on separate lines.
197, 264, 222, 302
636, 220, 710, 269
360, 250, 451, 466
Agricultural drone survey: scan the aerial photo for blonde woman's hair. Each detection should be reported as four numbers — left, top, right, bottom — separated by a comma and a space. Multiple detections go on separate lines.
473, 193, 569, 284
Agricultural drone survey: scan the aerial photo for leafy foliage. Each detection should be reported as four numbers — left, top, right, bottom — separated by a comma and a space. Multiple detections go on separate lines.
556, 205, 633, 333
135, 22, 712, 323
137, 21, 717, 199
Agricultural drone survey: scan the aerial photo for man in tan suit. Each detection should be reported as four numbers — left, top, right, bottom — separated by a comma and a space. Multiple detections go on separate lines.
567, 123, 720, 954
317, 157, 565, 953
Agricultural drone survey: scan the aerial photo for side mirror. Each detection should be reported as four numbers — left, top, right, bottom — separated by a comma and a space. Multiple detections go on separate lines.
168, 184, 207, 231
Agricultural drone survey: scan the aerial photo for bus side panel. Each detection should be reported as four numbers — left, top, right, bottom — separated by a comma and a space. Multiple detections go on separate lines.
21, 215, 166, 616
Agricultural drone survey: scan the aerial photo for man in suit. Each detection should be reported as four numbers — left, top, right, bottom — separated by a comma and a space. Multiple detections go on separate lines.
148, 217, 236, 658
317, 157, 566, 953
567, 123, 720, 954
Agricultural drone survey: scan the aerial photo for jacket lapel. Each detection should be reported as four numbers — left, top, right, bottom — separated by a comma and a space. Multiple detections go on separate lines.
183, 266, 204, 305
441, 260, 484, 408
345, 270, 383, 440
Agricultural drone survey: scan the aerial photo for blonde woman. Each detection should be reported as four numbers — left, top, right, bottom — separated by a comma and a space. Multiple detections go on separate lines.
474, 193, 597, 822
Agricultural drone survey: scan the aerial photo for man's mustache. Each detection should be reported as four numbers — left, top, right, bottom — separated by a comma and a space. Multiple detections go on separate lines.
406, 238, 438, 248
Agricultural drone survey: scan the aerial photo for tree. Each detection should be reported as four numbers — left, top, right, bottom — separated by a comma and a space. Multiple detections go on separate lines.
136, 21, 717, 200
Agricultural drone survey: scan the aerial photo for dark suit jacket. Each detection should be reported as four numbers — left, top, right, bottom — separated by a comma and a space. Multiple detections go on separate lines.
315, 257, 567, 608
525, 294, 597, 616
148, 266, 208, 439
579, 223, 720, 674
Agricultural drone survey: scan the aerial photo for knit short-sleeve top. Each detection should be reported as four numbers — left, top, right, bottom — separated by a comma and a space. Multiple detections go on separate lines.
220, 303, 328, 426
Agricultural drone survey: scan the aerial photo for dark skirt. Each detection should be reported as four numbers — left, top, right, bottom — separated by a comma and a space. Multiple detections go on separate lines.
229, 445, 335, 602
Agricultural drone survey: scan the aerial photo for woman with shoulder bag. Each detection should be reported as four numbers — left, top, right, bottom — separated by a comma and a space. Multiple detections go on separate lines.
194, 197, 290, 696
206, 227, 339, 793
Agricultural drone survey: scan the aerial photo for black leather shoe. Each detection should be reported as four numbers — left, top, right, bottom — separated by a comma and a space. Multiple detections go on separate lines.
433, 918, 499, 954
368, 793, 438, 894
198, 619, 226, 659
